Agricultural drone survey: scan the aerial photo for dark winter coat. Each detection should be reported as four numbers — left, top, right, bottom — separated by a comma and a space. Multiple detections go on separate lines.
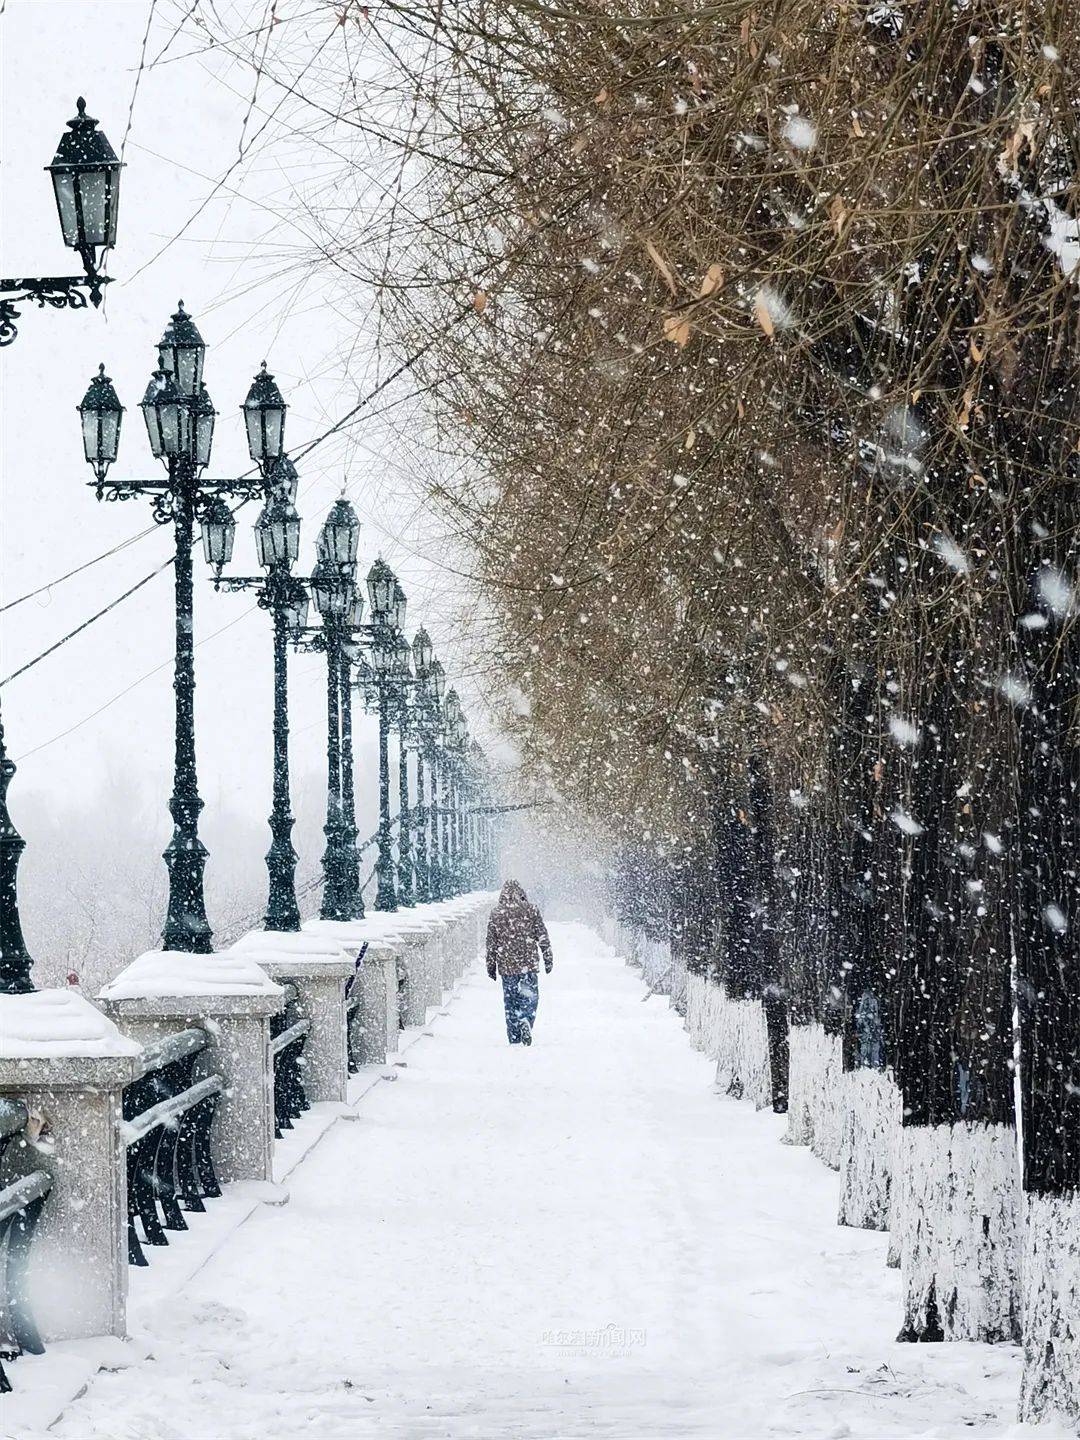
485, 881, 553, 979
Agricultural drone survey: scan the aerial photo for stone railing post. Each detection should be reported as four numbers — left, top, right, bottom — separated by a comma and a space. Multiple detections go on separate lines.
229, 932, 354, 1104
303, 919, 405, 1065
0, 989, 141, 1341
99, 951, 282, 1185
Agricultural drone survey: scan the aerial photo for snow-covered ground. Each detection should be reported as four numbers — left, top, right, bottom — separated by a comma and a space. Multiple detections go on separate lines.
39, 924, 1056, 1439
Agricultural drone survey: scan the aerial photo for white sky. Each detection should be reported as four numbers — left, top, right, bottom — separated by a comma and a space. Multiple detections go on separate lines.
1, 1, 497, 908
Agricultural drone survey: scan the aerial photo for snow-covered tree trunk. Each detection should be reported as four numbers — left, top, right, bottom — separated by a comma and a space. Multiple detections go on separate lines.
896, 1122, 1021, 1342
784, 1022, 843, 1169
837, 1067, 901, 1230
685, 970, 713, 1050
1013, 545, 1080, 1423
1019, 1193, 1080, 1423
714, 984, 772, 1108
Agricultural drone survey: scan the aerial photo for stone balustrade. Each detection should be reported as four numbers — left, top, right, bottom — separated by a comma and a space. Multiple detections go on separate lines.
0, 890, 495, 1393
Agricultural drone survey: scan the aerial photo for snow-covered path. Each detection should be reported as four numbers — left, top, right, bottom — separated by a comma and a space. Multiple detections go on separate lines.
50, 924, 1026, 1439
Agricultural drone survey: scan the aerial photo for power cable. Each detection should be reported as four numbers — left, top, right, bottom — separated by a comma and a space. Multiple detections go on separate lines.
0, 526, 160, 615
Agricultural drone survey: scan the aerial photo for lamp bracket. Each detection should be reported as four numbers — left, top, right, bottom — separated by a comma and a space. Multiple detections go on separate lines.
0, 272, 110, 347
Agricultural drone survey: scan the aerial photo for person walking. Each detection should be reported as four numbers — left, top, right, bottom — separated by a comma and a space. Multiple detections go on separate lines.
485, 879, 553, 1045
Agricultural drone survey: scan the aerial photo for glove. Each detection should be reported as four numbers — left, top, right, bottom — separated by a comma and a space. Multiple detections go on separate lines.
487, 966, 497, 981
545, 963, 553, 975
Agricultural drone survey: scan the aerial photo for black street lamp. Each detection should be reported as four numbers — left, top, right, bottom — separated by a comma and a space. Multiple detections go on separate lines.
427, 657, 448, 901
215, 429, 308, 932
1, 100, 123, 996
340, 589, 365, 918
2, 99, 123, 347
443, 688, 465, 896
393, 631, 415, 908
366, 559, 401, 913
465, 737, 485, 892
457, 711, 472, 887
294, 500, 362, 923
410, 628, 435, 903
79, 306, 265, 953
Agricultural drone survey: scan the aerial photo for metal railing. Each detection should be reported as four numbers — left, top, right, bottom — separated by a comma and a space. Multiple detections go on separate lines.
269, 985, 310, 1136
121, 1028, 223, 1267
344, 942, 367, 1074
0, 1099, 52, 1392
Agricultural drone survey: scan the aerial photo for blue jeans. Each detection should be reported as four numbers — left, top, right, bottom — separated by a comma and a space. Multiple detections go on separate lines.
502, 972, 539, 1044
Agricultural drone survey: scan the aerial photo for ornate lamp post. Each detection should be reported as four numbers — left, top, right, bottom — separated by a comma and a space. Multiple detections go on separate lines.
294, 502, 361, 923
1, 100, 123, 995
214, 435, 309, 930
392, 630, 415, 908
410, 628, 435, 903
79, 306, 264, 953
452, 709, 471, 893
339, 589, 366, 919
466, 737, 486, 892
442, 688, 464, 896
427, 658, 448, 901
365, 558, 402, 912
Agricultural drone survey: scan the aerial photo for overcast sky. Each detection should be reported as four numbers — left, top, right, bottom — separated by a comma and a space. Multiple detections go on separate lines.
1, 1, 497, 911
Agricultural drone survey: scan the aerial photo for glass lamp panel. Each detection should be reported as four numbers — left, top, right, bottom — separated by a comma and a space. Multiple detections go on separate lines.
81, 408, 99, 466
142, 404, 163, 457
310, 579, 330, 617
284, 510, 301, 564
75, 170, 107, 246
101, 410, 120, 462
195, 408, 214, 469
254, 511, 272, 569
51, 172, 78, 246
175, 347, 202, 397
324, 522, 346, 564
158, 400, 180, 457
140, 376, 165, 458
102, 168, 119, 246
263, 408, 284, 461
244, 407, 264, 463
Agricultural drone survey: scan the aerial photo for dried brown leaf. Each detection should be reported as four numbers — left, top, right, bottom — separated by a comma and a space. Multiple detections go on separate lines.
645, 239, 678, 296
699, 262, 724, 298
663, 313, 692, 347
